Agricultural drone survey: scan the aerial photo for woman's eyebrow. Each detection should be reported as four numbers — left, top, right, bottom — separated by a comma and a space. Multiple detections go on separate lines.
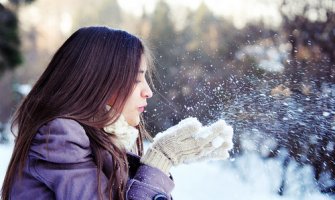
138, 70, 145, 73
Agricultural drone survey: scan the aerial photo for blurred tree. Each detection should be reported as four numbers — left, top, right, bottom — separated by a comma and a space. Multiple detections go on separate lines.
221, 80, 335, 195
149, 0, 176, 67
0, 0, 35, 76
143, 0, 335, 195
183, 2, 216, 54
72, 0, 121, 29
0, 0, 35, 143
144, 0, 180, 131
280, 0, 335, 86
8, 0, 34, 6
0, 3, 20, 75
145, 1, 279, 132
278, 0, 335, 194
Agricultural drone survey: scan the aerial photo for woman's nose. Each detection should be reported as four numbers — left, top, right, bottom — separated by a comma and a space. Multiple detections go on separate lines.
142, 85, 153, 99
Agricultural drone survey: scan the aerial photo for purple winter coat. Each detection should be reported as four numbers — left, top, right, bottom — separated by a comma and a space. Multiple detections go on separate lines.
10, 118, 174, 200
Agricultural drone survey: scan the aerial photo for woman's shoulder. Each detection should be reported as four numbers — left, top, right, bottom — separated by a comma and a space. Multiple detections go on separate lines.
30, 118, 92, 163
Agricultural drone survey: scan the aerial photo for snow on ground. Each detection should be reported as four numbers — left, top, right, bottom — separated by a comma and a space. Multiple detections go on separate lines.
171, 154, 332, 200
0, 143, 14, 188
0, 142, 333, 200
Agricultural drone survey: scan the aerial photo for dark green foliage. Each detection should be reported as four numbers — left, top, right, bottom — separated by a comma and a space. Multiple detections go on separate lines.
9, 0, 35, 5
0, 3, 21, 75
0, 0, 35, 75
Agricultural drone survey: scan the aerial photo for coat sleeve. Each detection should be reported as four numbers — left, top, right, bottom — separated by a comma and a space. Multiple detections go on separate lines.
102, 146, 175, 200
126, 165, 175, 200
29, 118, 109, 200
29, 118, 174, 200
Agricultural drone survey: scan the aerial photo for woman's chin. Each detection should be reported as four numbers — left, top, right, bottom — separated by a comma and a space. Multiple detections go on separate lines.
127, 118, 140, 127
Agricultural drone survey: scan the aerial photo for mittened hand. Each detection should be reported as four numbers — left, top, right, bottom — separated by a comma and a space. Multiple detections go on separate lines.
151, 117, 203, 166
141, 117, 234, 174
184, 119, 234, 164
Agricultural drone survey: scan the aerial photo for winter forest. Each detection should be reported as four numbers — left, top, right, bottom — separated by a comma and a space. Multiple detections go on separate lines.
0, 0, 334, 199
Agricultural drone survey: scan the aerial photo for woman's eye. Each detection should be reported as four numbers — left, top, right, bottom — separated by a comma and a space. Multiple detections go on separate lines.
135, 80, 141, 83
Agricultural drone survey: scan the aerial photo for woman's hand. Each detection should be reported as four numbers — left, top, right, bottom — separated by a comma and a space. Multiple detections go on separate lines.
141, 117, 234, 174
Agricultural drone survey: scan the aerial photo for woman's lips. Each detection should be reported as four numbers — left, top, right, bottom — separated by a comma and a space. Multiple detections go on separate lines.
138, 107, 145, 113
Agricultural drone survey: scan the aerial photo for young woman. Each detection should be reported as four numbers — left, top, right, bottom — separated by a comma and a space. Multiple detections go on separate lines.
1, 26, 233, 200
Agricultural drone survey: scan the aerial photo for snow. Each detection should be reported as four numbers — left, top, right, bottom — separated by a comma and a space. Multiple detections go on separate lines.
154, 117, 201, 141
194, 126, 213, 139
259, 60, 284, 72
194, 119, 233, 141
235, 44, 288, 73
171, 154, 333, 200
212, 136, 224, 148
13, 84, 32, 96
0, 142, 333, 200
323, 112, 330, 117
0, 143, 14, 187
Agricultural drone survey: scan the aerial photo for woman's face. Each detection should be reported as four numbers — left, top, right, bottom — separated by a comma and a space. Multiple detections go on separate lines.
121, 56, 153, 126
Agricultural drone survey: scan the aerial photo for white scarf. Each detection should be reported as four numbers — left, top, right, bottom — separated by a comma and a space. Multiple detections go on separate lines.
103, 114, 139, 151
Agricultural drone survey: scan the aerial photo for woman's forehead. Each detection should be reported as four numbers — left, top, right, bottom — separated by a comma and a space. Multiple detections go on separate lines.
139, 57, 147, 71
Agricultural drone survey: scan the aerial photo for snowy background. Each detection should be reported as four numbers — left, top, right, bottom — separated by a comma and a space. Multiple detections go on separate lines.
1, 0, 335, 199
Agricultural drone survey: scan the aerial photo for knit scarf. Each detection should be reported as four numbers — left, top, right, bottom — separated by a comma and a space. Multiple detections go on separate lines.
104, 114, 139, 151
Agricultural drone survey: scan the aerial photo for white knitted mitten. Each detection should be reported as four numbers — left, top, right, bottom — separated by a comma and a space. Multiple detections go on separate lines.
104, 114, 139, 151
186, 119, 234, 163
141, 117, 234, 174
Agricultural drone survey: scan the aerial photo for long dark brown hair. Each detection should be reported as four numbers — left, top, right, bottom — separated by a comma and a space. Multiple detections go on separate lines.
1, 26, 153, 200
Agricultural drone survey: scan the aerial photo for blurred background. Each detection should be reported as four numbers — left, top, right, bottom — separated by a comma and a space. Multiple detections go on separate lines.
0, 0, 334, 199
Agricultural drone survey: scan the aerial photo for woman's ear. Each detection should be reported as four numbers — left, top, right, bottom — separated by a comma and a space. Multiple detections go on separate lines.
107, 95, 117, 107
